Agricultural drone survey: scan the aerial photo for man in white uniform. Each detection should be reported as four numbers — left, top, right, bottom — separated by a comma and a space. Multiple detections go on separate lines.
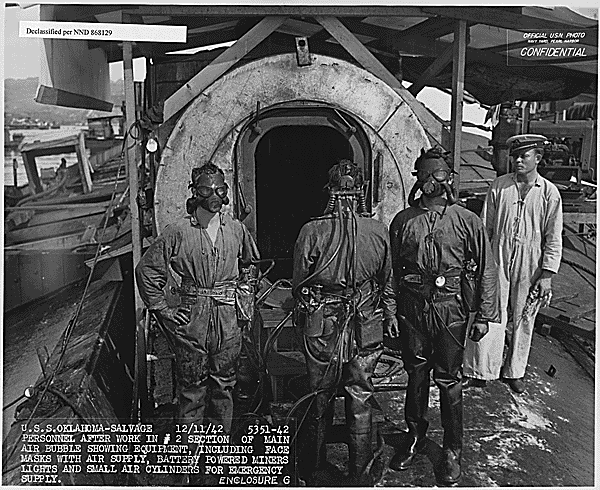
463, 134, 563, 393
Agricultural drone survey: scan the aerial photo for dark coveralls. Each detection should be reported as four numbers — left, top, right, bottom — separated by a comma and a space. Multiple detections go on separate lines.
389, 201, 498, 454
293, 214, 396, 478
136, 213, 259, 431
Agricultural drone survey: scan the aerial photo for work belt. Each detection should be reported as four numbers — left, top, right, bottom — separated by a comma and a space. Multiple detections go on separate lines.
308, 280, 376, 306
178, 278, 237, 304
400, 271, 462, 302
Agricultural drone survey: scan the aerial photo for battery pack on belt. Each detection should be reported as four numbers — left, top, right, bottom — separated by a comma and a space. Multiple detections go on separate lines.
401, 273, 461, 288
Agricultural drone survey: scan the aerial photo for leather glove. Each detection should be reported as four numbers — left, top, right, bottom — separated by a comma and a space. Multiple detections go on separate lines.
384, 317, 400, 339
469, 321, 489, 342
157, 306, 190, 326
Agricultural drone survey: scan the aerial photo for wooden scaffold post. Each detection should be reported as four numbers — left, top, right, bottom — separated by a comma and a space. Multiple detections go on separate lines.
123, 37, 148, 422
450, 19, 467, 191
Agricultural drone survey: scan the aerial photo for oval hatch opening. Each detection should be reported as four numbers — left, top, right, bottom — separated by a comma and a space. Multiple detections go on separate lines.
237, 106, 371, 280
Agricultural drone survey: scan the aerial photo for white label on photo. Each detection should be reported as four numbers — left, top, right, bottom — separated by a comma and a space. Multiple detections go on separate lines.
19, 21, 187, 43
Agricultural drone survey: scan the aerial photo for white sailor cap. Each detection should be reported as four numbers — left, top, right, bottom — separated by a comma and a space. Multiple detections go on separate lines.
506, 134, 549, 156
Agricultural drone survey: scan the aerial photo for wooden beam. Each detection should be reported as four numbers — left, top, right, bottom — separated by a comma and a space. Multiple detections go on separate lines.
75, 131, 93, 194
408, 43, 454, 96
6, 203, 110, 211
124, 42, 140, 265
392, 16, 464, 40
315, 16, 449, 149
163, 16, 288, 123
450, 20, 467, 191
123, 40, 142, 299
21, 152, 43, 195
124, 5, 427, 17
49, 4, 122, 22
123, 37, 148, 421
35, 85, 113, 112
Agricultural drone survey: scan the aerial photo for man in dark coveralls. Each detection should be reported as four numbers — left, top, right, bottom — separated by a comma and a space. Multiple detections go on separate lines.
293, 160, 399, 486
136, 163, 259, 432
389, 147, 498, 485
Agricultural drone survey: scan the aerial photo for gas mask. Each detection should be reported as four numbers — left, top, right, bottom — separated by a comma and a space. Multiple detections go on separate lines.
186, 167, 230, 215
408, 148, 458, 207
323, 160, 368, 215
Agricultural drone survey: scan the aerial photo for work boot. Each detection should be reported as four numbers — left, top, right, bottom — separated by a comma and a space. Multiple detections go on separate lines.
388, 434, 426, 471
348, 431, 375, 486
506, 377, 525, 394
438, 448, 461, 485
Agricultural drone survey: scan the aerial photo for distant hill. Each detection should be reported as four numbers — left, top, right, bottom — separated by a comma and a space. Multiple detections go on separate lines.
4, 77, 125, 125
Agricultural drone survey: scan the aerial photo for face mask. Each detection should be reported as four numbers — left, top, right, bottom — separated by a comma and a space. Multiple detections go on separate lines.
408, 156, 456, 205
413, 166, 450, 197
421, 179, 444, 197
188, 173, 229, 214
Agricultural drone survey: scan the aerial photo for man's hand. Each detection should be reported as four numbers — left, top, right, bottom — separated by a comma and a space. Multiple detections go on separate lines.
469, 321, 489, 342
384, 317, 400, 338
533, 270, 554, 308
157, 306, 190, 326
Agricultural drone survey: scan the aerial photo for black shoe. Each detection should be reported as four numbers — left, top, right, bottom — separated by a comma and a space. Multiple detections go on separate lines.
389, 436, 426, 471
506, 377, 525, 394
438, 448, 461, 485
463, 377, 487, 389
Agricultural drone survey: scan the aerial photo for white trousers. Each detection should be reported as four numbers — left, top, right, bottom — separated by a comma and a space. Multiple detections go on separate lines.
464, 260, 542, 381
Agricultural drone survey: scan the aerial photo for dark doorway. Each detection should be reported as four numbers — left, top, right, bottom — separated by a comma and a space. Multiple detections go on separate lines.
255, 125, 352, 279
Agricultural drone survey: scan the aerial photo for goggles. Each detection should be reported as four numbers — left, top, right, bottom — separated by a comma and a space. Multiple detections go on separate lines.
195, 183, 228, 198
412, 168, 449, 182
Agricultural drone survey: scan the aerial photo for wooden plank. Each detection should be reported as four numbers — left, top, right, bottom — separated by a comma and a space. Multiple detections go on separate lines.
450, 20, 467, 191
124, 40, 140, 271
20, 133, 79, 153
564, 212, 598, 224
397, 16, 465, 40
6, 202, 111, 211
408, 43, 454, 96
25, 207, 107, 227
124, 37, 147, 421
21, 151, 43, 195
5, 213, 106, 245
163, 16, 288, 123
76, 131, 93, 193
315, 16, 449, 149
537, 312, 595, 340
125, 5, 426, 17
35, 84, 113, 112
